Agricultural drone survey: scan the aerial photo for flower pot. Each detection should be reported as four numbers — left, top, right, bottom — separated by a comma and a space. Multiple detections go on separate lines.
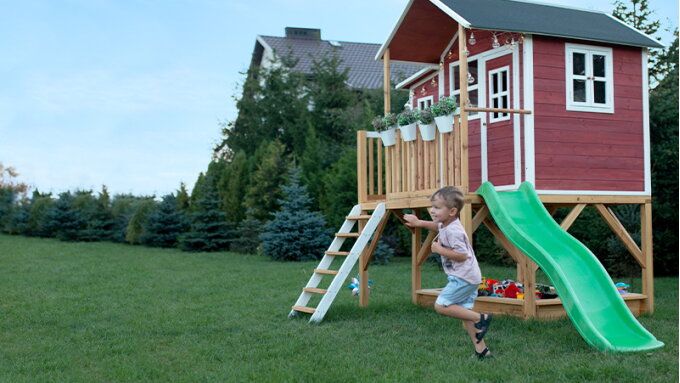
380, 127, 397, 147
434, 114, 454, 133
399, 123, 417, 142
418, 122, 437, 141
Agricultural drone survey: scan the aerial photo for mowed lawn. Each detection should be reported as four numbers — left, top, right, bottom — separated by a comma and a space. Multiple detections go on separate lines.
0, 234, 677, 382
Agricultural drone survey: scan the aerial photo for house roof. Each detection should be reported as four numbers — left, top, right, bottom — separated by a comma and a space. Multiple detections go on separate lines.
254, 31, 423, 89
377, 0, 663, 63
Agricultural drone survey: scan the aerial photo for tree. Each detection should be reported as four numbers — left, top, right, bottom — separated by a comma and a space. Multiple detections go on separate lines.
125, 199, 156, 245
613, 0, 663, 81
319, 148, 358, 229
260, 168, 332, 261
218, 150, 251, 224
141, 194, 187, 248
230, 209, 263, 254
41, 192, 83, 241
180, 176, 233, 252
244, 140, 289, 222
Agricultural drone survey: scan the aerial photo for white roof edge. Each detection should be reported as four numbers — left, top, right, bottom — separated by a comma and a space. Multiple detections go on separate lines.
604, 13, 665, 48
375, 0, 417, 61
396, 65, 440, 89
255, 35, 273, 53
506, 0, 609, 15
428, 0, 471, 28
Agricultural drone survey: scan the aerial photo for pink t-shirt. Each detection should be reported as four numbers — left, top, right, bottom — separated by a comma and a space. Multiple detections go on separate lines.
437, 219, 482, 285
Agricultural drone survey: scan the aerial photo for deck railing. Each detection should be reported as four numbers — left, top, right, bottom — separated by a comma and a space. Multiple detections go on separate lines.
357, 116, 463, 204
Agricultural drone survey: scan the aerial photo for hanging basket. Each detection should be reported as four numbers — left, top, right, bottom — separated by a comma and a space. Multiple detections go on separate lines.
418, 122, 437, 141
380, 127, 397, 147
434, 114, 454, 134
399, 123, 417, 142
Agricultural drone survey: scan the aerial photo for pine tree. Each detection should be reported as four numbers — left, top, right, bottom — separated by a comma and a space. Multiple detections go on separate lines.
141, 194, 187, 248
260, 168, 331, 261
41, 192, 83, 241
3, 198, 30, 235
231, 209, 263, 254
613, 0, 663, 81
180, 177, 233, 252
218, 150, 251, 224
28, 190, 54, 237
244, 140, 289, 222
125, 199, 156, 245
320, 148, 358, 229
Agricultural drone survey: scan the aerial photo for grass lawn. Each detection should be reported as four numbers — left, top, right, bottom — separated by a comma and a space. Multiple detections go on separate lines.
0, 234, 677, 382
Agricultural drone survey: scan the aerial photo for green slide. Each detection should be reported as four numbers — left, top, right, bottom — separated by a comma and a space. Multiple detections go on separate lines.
477, 182, 664, 353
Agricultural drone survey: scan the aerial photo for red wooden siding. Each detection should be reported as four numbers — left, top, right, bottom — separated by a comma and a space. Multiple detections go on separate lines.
532, 36, 645, 192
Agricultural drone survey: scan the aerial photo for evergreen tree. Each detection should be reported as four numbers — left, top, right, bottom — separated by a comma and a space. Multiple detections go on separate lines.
260, 168, 331, 261
3, 198, 30, 235
613, 0, 663, 81
320, 148, 358, 229
125, 199, 156, 245
175, 182, 191, 212
141, 194, 187, 248
28, 190, 54, 237
300, 125, 324, 210
110, 194, 152, 243
180, 177, 233, 252
230, 209, 263, 254
218, 150, 251, 224
244, 140, 289, 222
41, 192, 83, 241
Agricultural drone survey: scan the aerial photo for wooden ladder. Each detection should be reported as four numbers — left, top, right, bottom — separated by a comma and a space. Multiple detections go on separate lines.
289, 203, 386, 323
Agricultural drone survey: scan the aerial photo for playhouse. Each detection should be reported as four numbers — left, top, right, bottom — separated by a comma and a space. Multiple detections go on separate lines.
290, 0, 663, 349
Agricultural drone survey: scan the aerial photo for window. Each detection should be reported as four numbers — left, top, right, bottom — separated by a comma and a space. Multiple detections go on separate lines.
450, 60, 479, 118
488, 66, 510, 122
565, 44, 614, 113
418, 96, 433, 110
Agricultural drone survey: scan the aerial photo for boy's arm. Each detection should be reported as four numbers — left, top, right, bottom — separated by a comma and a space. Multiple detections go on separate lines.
403, 214, 438, 231
431, 240, 469, 262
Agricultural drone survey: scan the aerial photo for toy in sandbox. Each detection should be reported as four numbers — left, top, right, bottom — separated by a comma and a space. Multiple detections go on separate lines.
477, 277, 558, 300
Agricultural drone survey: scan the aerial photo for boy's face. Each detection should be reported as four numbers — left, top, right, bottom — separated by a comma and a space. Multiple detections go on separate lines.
429, 196, 458, 224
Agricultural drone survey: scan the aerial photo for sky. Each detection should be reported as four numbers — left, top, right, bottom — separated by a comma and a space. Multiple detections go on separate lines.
1, 0, 677, 198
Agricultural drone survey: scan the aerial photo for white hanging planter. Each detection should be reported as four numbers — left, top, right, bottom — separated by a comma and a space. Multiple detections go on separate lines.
379, 127, 397, 147
434, 114, 454, 134
418, 122, 437, 141
399, 123, 417, 142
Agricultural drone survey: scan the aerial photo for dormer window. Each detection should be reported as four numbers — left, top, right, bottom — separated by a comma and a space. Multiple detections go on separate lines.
565, 44, 614, 113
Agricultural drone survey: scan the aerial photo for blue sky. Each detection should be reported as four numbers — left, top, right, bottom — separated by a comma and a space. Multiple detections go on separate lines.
1, 0, 676, 197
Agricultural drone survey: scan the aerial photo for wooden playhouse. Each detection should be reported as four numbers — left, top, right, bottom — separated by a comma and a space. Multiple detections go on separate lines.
291, 0, 663, 322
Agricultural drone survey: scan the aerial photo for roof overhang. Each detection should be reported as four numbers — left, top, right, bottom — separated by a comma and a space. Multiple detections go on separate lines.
395, 65, 440, 89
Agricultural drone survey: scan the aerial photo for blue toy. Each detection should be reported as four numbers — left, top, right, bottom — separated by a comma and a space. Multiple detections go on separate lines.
347, 276, 373, 296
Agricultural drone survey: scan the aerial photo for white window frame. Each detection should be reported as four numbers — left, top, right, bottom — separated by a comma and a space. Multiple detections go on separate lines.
449, 59, 480, 120
565, 43, 614, 113
417, 96, 434, 110
488, 66, 511, 123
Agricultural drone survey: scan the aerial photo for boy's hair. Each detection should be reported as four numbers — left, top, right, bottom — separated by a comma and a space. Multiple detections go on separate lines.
431, 186, 464, 215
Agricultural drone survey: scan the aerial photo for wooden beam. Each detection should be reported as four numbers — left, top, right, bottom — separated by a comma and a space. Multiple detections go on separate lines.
482, 218, 521, 263
361, 211, 390, 271
359, 218, 369, 307
640, 202, 654, 313
560, 203, 586, 230
357, 131, 368, 204
383, 48, 391, 114
472, 206, 489, 232
458, 24, 469, 194
411, 209, 423, 303
463, 106, 532, 114
416, 231, 438, 266
594, 204, 645, 267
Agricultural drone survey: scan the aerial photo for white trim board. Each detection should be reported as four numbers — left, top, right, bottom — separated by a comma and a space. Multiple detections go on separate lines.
536, 189, 650, 196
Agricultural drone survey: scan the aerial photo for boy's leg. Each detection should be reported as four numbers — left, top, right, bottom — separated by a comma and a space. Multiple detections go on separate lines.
463, 320, 488, 353
434, 303, 480, 322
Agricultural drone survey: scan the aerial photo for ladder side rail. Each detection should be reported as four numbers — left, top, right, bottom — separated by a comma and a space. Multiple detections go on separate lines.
310, 203, 386, 322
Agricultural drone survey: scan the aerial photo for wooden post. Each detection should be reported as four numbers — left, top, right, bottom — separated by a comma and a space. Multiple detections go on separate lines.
640, 202, 654, 313
359, 217, 369, 307
457, 25, 469, 196
357, 131, 367, 204
411, 209, 423, 303
383, 48, 391, 114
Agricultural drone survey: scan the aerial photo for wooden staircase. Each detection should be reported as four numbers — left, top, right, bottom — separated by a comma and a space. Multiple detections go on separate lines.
289, 203, 386, 323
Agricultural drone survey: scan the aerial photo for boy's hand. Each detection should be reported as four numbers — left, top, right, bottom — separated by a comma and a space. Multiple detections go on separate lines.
403, 214, 419, 227
431, 239, 443, 253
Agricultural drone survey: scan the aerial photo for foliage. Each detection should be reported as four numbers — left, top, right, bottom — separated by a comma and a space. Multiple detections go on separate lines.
180, 177, 233, 252
382, 112, 398, 127
230, 209, 263, 254
260, 168, 331, 261
431, 96, 457, 116
415, 108, 434, 124
244, 140, 289, 222
217, 151, 251, 224
371, 115, 387, 131
319, 148, 358, 229
397, 109, 417, 126
41, 192, 84, 242
613, 0, 663, 82
141, 194, 187, 248
125, 199, 156, 245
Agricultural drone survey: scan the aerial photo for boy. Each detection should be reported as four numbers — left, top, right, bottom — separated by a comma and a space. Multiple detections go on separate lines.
404, 186, 493, 360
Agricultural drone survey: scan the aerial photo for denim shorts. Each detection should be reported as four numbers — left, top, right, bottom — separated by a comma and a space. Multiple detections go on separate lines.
435, 275, 478, 309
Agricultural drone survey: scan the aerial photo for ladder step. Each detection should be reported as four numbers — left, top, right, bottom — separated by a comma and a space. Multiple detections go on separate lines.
292, 306, 316, 314
303, 287, 327, 294
314, 269, 339, 275
335, 232, 360, 238
325, 251, 350, 256
347, 215, 371, 220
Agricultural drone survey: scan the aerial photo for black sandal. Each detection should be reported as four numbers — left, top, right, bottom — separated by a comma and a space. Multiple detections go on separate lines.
475, 347, 494, 360
474, 313, 492, 344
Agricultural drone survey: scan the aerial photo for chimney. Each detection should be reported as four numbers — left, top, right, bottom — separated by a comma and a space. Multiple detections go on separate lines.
285, 27, 321, 40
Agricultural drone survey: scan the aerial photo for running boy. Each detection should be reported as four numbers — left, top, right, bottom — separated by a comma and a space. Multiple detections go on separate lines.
403, 186, 493, 360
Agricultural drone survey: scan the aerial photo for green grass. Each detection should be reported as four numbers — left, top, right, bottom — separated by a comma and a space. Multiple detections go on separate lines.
0, 234, 677, 383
